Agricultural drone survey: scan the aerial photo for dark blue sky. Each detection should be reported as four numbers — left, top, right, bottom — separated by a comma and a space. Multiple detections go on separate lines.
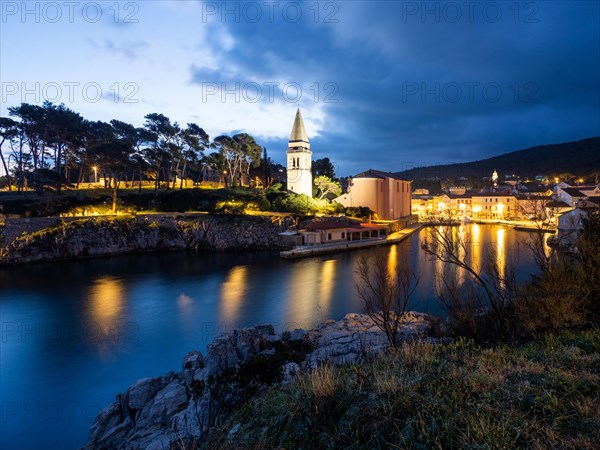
2, 1, 599, 176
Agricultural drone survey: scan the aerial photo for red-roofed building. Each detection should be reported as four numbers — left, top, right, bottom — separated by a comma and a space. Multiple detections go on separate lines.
300, 220, 388, 245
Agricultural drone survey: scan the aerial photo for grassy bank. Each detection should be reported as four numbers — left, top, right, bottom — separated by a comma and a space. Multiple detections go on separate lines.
207, 329, 599, 449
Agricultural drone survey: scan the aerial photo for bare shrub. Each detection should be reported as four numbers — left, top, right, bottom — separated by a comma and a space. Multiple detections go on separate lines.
514, 209, 600, 338
421, 222, 517, 343
355, 248, 419, 349
575, 209, 600, 323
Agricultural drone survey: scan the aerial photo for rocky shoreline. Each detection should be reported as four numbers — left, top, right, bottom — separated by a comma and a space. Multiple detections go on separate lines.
84, 312, 438, 450
0, 214, 294, 265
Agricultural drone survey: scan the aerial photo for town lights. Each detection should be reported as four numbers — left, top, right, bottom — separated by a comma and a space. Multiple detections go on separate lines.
497, 203, 505, 218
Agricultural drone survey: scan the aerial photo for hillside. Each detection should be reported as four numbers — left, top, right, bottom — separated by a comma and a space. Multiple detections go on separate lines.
396, 137, 600, 180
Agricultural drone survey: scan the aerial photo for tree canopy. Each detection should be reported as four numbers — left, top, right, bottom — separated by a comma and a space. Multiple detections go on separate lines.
0, 102, 270, 193
314, 175, 342, 200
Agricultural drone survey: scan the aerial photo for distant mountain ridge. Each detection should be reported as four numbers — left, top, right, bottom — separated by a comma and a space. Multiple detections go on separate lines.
395, 137, 600, 180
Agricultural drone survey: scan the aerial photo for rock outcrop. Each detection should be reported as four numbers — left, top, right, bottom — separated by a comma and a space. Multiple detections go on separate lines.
84, 312, 436, 450
0, 214, 293, 265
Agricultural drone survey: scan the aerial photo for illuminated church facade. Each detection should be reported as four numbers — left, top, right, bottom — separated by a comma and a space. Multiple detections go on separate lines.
286, 109, 313, 197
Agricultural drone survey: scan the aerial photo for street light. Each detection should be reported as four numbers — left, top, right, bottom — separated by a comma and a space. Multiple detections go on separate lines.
93, 166, 98, 183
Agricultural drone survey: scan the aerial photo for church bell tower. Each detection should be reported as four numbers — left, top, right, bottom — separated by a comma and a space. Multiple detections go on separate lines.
286, 108, 313, 197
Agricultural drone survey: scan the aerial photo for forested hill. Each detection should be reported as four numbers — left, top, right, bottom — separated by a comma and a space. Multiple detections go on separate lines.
395, 137, 600, 180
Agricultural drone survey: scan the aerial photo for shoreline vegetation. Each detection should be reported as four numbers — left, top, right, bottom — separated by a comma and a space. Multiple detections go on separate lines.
81, 206, 599, 449
1, 189, 598, 449
210, 328, 599, 449
0, 186, 376, 265
83, 313, 599, 450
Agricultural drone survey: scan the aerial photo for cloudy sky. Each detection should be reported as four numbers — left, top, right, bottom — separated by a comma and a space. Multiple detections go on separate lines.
1, 0, 599, 176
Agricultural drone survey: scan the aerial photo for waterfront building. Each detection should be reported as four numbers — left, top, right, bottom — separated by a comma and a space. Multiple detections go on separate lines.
335, 169, 412, 220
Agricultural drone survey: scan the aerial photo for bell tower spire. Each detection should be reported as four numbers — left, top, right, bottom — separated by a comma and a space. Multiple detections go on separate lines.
286, 109, 313, 197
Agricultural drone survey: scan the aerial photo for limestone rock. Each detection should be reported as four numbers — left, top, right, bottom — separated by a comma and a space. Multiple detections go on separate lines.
282, 362, 301, 384
140, 380, 188, 427
85, 313, 436, 450
182, 350, 204, 372
127, 377, 164, 411
1, 215, 291, 265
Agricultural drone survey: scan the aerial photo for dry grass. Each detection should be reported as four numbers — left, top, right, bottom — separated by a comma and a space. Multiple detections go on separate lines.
302, 364, 339, 399
205, 329, 600, 450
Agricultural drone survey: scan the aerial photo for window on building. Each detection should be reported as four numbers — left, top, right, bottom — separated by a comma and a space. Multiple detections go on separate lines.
341, 232, 345, 238
397, 182, 399, 192
328, 233, 332, 240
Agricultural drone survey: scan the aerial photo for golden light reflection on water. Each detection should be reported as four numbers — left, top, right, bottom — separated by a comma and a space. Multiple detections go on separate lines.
220, 266, 248, 324
471, 223, 481, 273
434, 248, 445, 294
319, 259, 337, 313
88, 276, 126, 359
89, 276, 124, 325
287, 260, 320, 322
496, 227, 506, 282
543, 234, 552, 259
387, 245, 397, 278
456, 225, 467, 286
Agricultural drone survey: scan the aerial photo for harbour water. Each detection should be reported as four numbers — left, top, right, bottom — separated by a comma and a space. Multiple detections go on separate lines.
0, 224, 540, 449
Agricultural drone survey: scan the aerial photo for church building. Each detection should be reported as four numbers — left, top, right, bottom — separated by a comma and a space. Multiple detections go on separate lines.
286, 109, 313, 197
335, 169, 412, 220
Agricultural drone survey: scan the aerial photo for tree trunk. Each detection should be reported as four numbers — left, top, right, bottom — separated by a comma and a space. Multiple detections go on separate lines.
56, 144, 63, 194
112, 171, 119, 213
138, 166, 143, 193
112, 185, 118, 213
172, 159, 181, 189
76, 162, 84, 189
180, 162, 187, 189
0, 138, 12, 191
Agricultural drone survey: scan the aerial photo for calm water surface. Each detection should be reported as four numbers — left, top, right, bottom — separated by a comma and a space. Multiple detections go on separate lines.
0, 225, 539, 449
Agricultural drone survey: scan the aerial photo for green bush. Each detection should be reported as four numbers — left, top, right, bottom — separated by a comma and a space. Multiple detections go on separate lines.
271, 193, 326, 214
344, 206, 374, 220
